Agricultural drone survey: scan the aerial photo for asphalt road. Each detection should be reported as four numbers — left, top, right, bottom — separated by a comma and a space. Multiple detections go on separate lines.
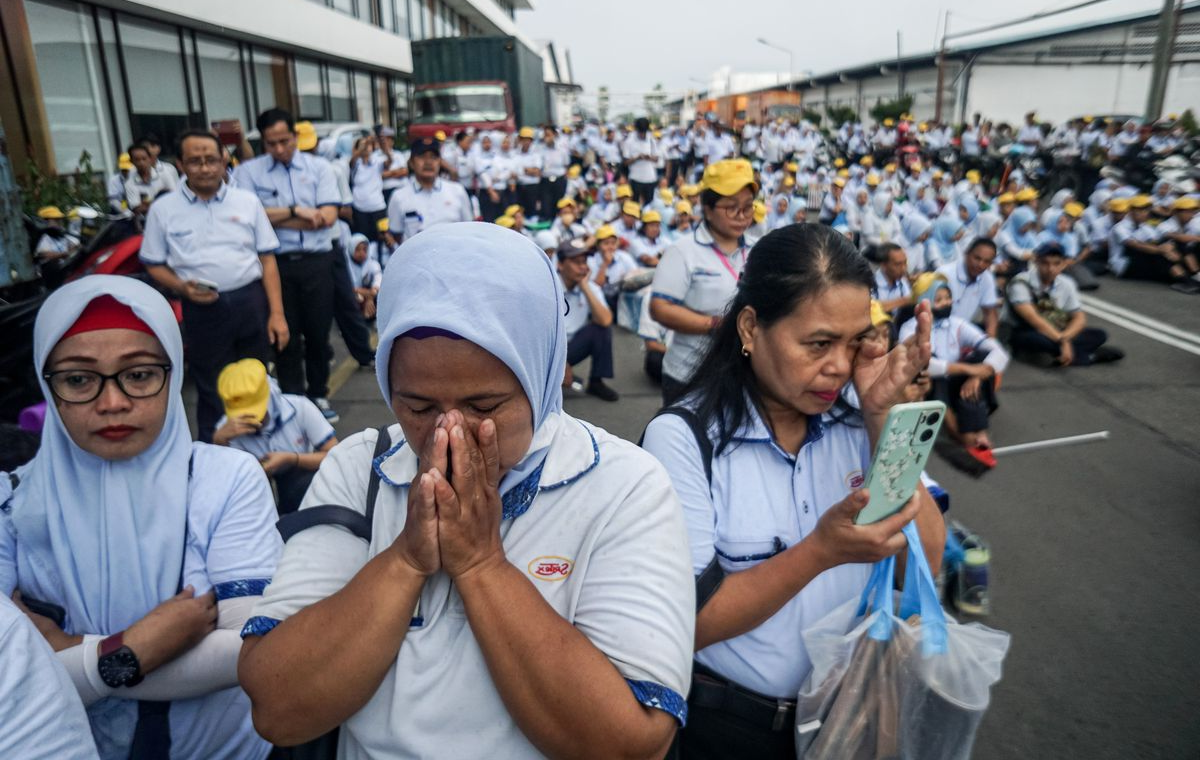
234, 273, 1200, 759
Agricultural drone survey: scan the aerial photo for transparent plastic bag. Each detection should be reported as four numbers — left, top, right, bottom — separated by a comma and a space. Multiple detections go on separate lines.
795, 522, 1011, 760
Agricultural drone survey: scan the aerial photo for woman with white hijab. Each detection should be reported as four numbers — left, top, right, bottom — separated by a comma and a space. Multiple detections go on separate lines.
0, 276, 281, 759
239, 222, 694, 759
860, 190, 903, 260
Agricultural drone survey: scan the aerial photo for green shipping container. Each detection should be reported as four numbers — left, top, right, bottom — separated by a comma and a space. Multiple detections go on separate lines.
412, 36, 548, 128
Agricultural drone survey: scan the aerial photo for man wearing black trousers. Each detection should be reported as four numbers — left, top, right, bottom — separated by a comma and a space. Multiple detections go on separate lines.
233, 108, 343, 423
557, 239, 619, 402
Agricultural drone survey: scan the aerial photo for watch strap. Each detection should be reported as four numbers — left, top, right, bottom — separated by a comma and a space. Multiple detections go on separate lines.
99, 631, 125, 657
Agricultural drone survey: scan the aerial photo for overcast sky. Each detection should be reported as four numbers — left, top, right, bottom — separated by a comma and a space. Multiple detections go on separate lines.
521, 0, 1169, 111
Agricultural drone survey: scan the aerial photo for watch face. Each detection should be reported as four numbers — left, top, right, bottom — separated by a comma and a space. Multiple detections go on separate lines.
98, 647, 141, 688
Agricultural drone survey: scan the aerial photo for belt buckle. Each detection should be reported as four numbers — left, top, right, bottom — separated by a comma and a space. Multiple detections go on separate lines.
771, 701, 790, 732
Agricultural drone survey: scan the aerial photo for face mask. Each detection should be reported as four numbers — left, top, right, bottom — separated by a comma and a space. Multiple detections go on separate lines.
561, 213, 576, 226
932, 305, 953, 320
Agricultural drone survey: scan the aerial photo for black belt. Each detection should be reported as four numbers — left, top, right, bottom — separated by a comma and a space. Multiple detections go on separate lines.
280, 249, 332, 261
689, 662, 797, 732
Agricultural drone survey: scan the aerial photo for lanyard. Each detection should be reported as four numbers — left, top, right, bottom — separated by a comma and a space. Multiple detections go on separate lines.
709, 242, 742, 281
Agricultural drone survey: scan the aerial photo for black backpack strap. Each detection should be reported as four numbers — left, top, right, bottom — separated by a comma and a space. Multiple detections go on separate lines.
276, 426, 393, 543
642, 406, 714, 485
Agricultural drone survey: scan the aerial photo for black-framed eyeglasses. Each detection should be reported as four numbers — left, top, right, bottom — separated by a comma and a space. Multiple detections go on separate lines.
43, 364, 172, 404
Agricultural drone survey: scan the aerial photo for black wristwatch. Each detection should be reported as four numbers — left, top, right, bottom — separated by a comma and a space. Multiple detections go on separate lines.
288, 204, 296, 219
98, 632, 144, 688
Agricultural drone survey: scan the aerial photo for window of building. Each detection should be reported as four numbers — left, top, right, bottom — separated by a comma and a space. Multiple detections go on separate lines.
383, 0, 409, 37
250, 47, 292, 117
353, 71, 374, 125
95, 9, 132, 158
118, 15, 194, 151
375, 75, 391, 125
195, 35, 248, 127
295, 58, 326, 120
25, 0, 118, 172
331, 0, 356, 17
328, 65, 353, 121
392, 77, 412, 132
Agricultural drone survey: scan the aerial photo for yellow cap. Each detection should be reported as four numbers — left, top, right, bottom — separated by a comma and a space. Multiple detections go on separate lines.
563, 125, 573, 133
965, 169, 981, 183
1130, 194, 1152, 209
912, 272, 950, 301
556, 197, 577, 210
218, 359, 270, 423
674, 200, 693, 215
641, 210, 662, 224
294, 121, 318, 151
833, 158, 846, 168
376, 217, 390, 232
518, 127, 535, 139
910, 162, 923, 172
752, 200, 766, 224
36, 206, 65, 219
495, 215, 515, 228
1063, 201, 1085, 218
659, 188, 675, 202
1173, 196, 1199, 211
883, 118, 895, 127
1082, 115, 1094, 123
595, 224, 617, 240
700, 159, 758, 196
866, 173, 881, 187
918, 122, 930, 132
615, 185, 634, 199
118, 153, 133, 171
884, 163, 897, 173
833, 177, 847, 188
681, 184, 700, 196
860, 156, 874, 167
1015, 188, 1038, 202
1108, 198, 1130, 213
931, 169, 944, 179
653, 130, 662, 139
837, 168, 850, 179
567, 165, 581, 178
622, 200, 642, 217
870, 300, 892, 326
435, 130, 448, 141
997, 193, 1016, 204
783, 176, 796, 187
505, 204, 523, 217
785, 162, 798, 172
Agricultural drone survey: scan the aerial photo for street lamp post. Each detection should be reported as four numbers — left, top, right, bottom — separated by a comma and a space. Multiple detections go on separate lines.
757, 37, 794, 92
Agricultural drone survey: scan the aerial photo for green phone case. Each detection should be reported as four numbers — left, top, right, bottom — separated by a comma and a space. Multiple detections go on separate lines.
854, 400, 947, 525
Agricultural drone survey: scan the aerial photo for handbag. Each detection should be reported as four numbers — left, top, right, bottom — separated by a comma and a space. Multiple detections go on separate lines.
795, 522, 1011, 760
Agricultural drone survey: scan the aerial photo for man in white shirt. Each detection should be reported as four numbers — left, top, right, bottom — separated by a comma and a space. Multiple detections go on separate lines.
1017, 112, 1043, 148
124, 143, 172, 215
540, 127, 571, 220
386, 138, 474, 243
513, 127, 544, 220
558, 238, 619, 401
142, 128, 288, 441
936, 238, 1000, 337
623, 118, 660, 206
350, 133, 388, 236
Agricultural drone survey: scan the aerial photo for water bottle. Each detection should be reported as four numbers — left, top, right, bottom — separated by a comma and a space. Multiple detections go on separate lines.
955, 543, 990, 616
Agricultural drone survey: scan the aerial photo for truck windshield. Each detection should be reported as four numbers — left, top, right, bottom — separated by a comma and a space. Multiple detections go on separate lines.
414, 85, 507, 123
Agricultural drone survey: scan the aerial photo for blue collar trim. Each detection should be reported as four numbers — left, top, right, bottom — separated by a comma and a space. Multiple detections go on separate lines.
539, 421, 600, 492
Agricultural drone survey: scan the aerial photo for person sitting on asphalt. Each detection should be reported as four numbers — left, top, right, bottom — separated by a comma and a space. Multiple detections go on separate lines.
343, 233, 383, 319
936, 237, 1001, 338
549, 197, 588, 246
900, 272, 1009, 455
901, 212, 937, 274
1155, 196, 1200, 258
557, 238, 620, 402
1108, 194, 1200, 293
872, 243, 913, 317
670, 199, 696, 239
1006, 242, 1124, 368
237, 222, 692, 759
630, 209, 669, 266
589, 224, 637, 315
1037, 203, 1099, 291
213, 358, 338, 515
34, 206, 81, 261
993, 205, 1039, 284
861, 191, 903, 262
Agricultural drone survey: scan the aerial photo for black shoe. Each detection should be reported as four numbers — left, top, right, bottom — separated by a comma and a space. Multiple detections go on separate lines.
586, 379, 620, 402
1169, 280, 1200, 294
1089, 345, 1125, 364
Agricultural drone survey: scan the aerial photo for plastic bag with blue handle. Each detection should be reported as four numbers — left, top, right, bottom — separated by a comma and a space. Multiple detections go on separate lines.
795, 521, 1011, 760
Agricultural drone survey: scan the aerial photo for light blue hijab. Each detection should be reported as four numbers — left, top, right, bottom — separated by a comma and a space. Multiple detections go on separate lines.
373, 222, 567, 496
1036, 210, 1080, 258
1004, 206, 1040, 249
11, 276, 191, 635
932, 216, 964, 260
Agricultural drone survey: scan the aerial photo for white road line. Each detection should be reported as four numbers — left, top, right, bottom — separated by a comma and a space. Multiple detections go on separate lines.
1079, 295, 1200, 348
1080, 299, 1200, 358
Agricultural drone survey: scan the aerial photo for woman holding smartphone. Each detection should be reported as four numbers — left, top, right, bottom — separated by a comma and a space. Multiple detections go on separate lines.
641, 223, 946, 759
0, 276, 281, 759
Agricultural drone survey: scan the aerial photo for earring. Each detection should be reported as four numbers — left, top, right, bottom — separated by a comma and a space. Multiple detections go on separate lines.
741, 345, 751, 358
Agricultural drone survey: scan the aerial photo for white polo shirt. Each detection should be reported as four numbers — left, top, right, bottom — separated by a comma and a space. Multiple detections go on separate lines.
1107, 216, 1137, 276
139, 182, 279, 292
562, 276, 607, 341
641, 402, 873, 699
514, 147, 543, 186
124, 169, 172, 208
245, 416, 695, 759
1006, 268, 1081, 329
651, 223, 750, 383
216, 394, 336, 458
0, 595, 98, 759
385, 177, 474, 242
937, 259, 998, 324
873, 269, 912, 304
351, 153, 387, 212
541, 142, 570, 180
898, 315, 1009, 378
622, 134, 659, 184
2, 444, 281, 760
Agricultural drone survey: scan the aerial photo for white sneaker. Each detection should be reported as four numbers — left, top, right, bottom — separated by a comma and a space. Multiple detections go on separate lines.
313, 397, 340, 423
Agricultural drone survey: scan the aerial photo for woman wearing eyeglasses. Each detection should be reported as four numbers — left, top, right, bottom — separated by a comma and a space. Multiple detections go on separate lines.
0, 276, 281, 759
650, 159, 759, 405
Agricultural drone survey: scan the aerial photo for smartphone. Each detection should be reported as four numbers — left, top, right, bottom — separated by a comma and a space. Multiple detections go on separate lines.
854, 400, 946, 525
22, 595, 67, 628
193, 278, 220, 293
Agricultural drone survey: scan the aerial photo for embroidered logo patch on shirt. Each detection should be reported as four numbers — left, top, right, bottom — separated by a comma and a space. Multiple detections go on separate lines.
845, 470, 865, 489
527, 556, 573, 582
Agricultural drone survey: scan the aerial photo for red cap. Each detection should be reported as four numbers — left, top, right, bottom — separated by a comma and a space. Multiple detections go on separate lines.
60, 295, 155, 341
